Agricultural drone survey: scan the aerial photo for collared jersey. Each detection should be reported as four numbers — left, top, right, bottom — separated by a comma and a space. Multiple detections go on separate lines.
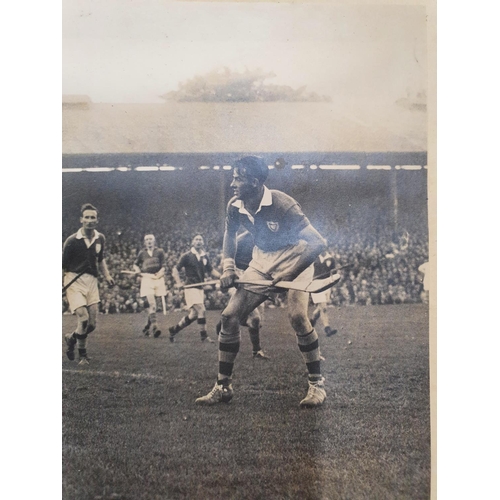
62, 228, 106, 277
134, 247, 165, 274
176, 248, 213, 285
313, 252, 335, 279
226, 187, 310, 252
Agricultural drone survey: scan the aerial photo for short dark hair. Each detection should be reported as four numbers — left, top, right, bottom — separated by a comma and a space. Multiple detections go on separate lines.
234, 156, 269, 183
80, 203, 98, 216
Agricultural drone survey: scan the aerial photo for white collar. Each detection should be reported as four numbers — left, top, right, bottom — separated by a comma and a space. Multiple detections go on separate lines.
231, 186, 272, 221
319, 252, 332, 264
76, 228, 101, 247
191, 247, 206, 258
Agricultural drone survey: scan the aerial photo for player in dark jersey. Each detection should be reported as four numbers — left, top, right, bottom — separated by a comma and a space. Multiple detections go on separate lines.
309, 250, 338, 337
214, 230, 270, 359
133, 234, 166, 338
196, 156, 327, 408
168, 234, 221, 343
62, 203, 115, 364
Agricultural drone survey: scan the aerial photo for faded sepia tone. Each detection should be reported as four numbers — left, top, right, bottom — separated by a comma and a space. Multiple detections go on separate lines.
63, 1, 435, 499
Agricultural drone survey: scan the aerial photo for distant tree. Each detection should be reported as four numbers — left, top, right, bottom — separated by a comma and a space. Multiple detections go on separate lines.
161, 67, 331, 103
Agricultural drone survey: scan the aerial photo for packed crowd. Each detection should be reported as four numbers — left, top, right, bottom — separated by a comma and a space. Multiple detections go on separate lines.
62, 206, 429, 314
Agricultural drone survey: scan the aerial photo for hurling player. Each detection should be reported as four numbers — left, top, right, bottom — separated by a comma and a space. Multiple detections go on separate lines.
168, 235, 220, 343
62, 203, 115, 364
196, 156, 327, 408
133, 234, 167, 338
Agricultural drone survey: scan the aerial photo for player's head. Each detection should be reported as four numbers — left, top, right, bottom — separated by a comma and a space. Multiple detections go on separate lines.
231, 156, 268, 200
192, 234, 204, 250
234, 156, 269, 183
80, 203, 98, 217
80, 203, 99, 230
144, 234, 156, 248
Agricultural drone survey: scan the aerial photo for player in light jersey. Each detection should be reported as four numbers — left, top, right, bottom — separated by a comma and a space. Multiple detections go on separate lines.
62, 203, 115, 364
168, 235, 221, 343
133, 234, 167, 338
214, 230, 270, 360
309, 250, 338, 338
196, 156, 327, 408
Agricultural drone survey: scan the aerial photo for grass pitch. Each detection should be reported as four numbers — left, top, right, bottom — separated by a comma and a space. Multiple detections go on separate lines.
62, 304, 430, 500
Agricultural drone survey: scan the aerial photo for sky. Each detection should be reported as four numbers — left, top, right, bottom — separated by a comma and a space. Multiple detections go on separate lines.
63, 0, 428, 112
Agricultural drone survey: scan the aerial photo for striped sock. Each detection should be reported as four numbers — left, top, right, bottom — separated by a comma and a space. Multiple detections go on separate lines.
173, 315, 193, 333
198, 317, 207, 339
149, 312, 157, 326
76, 334, 87, 350
248, 327, 261, 352
218, 328, 240, 381
296, 329, 322, 378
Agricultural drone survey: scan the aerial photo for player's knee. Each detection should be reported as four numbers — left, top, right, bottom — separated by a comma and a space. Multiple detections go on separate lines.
289, 312, 308, 332
86, 323, 96, 335
248, 316, 260, 329
221, 312, 239, 333
76, 308, 89, 322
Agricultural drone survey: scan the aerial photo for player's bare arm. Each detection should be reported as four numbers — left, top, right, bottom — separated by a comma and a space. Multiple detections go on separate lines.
220, 228, 238, 289
271, 225, 326, 284
172, 266, 182, 287
99, 260, 115, 286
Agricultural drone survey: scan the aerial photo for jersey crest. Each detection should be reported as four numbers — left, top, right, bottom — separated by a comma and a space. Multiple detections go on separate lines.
95, 243, 102, 254
202, 257, 208, 266
266, 221, 279, 232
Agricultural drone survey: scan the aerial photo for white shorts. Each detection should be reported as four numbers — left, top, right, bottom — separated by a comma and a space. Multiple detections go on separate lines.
64, 273, 100, 314
140, 274, 167, 298
240, 243, 314, 296
184, 288, 205, 309
311, 290, 329, 304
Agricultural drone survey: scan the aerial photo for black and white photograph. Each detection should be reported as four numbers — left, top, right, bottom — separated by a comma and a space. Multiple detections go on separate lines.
61, 1, 434, 498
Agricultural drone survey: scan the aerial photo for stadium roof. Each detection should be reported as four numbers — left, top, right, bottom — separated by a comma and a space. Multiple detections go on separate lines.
62, 97, 426, 155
